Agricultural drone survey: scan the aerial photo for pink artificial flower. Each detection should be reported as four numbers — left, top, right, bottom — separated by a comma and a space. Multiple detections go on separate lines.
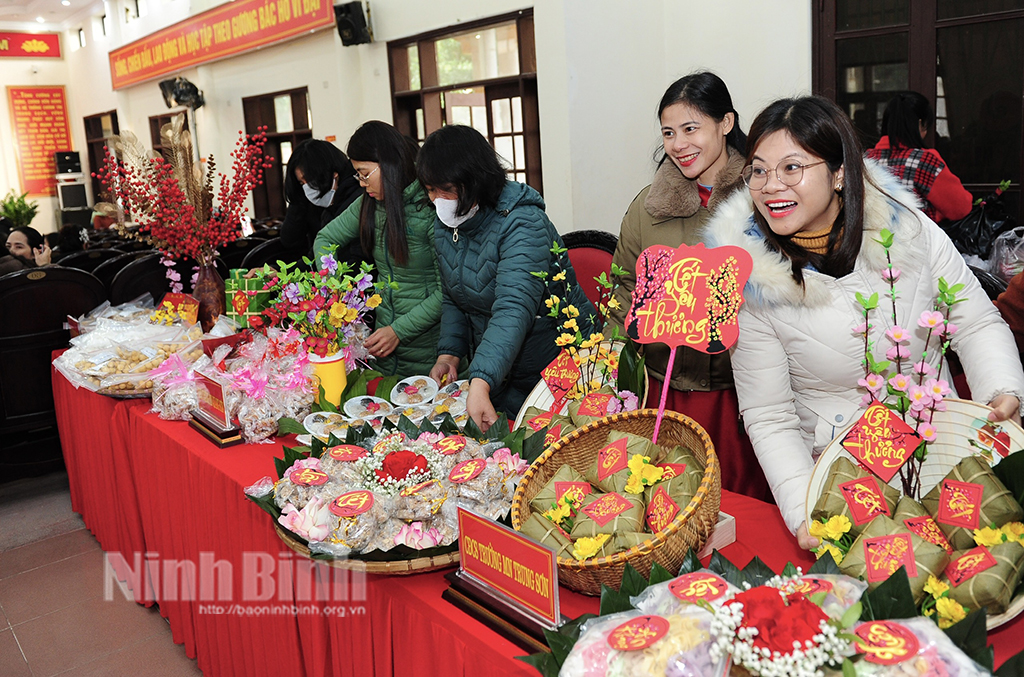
885, 325, 911, 344
925, 379, 951, 399
913, 407, 933, 423
907, 384, 931, 408
858, 373, 886, 394
943, 322, 958, 336
415, 431, 444, 445
852, 321, 871, 336
889, 373, 911, 392
886, 344, 910, 361
618, 390, 640, 412
860, 392, 875, 407
489, 447, 529, 476
918, 310, 945, 329
283, 456, 321, 477
606, 397, 623, 415
912, 361, 938, 378
882, 268, 902, 283
918, 423, 938, 442
930, 398, 947, 413
277, 497, 333, 543
394, 522, 442, 549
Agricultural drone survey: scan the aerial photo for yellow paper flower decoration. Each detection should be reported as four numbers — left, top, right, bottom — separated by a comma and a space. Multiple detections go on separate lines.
562, 318, 579, 332
552, 270, 566, 282
555, 333, 575, 347
545, 295, 559, 309
973, 526, 1004, 547
607, 297, 621, 309
924, 575, 949, 599
366, 294, 382, 309
815, 542, 843, 562
935, 597, 967, 629
808, 520, 828, 540
1001, 522, 1024, 543
571, 533, 611, 561
605, 353, 619, 371
543, 501, 572, 525
823, 515, 852, 541
624, 454, 664, 494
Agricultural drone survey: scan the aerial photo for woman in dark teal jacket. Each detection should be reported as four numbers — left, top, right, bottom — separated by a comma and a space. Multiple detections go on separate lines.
314, 121, 441, 377
417, 125, 597, 430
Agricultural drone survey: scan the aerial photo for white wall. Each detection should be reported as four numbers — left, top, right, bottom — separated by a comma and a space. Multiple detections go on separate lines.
1, 0, 815, 236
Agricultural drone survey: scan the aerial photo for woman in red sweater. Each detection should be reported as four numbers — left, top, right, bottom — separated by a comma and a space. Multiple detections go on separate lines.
866, 91, 973, 223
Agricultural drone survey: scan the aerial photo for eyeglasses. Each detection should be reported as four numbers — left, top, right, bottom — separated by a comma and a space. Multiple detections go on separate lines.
741, 160, 828, 190
353, 166, 379, 184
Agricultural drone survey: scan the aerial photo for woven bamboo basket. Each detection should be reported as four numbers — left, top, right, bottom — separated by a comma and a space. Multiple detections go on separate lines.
511, 408, 721, 595
275, 525, 460, 575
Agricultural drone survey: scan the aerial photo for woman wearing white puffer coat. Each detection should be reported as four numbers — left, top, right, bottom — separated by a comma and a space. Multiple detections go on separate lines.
704, 96, 1024, 550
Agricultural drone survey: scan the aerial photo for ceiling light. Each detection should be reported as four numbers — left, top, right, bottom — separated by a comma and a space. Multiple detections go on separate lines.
475, 34, 481, 39
62, 1, 71, 6
36, 16, 45, 22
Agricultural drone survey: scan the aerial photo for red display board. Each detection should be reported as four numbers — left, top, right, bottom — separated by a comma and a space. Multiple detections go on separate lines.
6, 86, 72, 196
0, 31, 62, 58
108, 0, 336, 90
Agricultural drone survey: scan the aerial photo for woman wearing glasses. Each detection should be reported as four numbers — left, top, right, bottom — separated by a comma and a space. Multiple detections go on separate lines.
606, 72, 769, 500
314, 121, 441, 377
706, 96, 1024, 549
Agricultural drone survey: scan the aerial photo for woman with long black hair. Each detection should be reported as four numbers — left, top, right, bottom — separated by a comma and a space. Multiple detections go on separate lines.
314, 121, 441, 377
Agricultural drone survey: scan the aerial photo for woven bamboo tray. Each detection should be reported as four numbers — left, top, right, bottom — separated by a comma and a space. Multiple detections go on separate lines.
275, 524, 460, 575
511, 409, 721, 595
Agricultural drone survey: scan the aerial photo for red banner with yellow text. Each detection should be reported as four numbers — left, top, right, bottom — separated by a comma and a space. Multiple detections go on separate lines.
108, 0, 336, 90
6, 86, 72, 196
0, 32, 62, 58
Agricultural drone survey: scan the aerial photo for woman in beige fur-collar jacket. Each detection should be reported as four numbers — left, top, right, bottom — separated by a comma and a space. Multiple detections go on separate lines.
705, 97, 1024, 545
607, 72, 768, 500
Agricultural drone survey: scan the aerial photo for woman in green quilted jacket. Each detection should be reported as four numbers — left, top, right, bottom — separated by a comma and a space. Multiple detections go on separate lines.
417, 125, 597, 430
314, 121, 441, 377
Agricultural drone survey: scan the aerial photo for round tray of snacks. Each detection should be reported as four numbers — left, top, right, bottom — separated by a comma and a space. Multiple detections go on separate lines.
805, 398, 1024, 629
510, 408, 720, 596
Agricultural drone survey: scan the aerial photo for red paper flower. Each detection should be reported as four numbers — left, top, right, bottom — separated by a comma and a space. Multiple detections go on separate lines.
732, 587, 829, 655
375, 451, 428, 483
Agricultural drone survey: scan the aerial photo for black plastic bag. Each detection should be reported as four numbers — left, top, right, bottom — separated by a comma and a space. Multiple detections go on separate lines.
939, 183, 1016, 258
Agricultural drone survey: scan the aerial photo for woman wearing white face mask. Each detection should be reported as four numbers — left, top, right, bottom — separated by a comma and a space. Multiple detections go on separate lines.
314, 121, 442, 377
281, 139, 364, 266
417, 125, 598, 431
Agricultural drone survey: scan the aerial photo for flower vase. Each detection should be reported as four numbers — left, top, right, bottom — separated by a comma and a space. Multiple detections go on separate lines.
193, 263, 226, 333
308, 352, 348, 408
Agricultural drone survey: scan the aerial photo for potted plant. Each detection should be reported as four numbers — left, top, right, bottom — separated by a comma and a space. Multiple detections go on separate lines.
0, 190, 39, 229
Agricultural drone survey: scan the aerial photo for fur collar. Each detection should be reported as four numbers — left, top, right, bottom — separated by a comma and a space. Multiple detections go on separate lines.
644, 148, 746, 220
703, 160, 925, 308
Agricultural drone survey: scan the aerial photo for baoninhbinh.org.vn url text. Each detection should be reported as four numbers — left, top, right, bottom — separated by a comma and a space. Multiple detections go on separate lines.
198, 604, 366, 617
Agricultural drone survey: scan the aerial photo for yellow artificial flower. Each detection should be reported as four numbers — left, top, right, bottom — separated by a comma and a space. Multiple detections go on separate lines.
624, 454, 664, 494
552, 270, 566, 282
564, 304, 580, 318
935, 598, 967, 629
543, 501, 572, 525
824, 515, 852, 541
924, 575, 949, 599
580, 333, 604, 350
572, 534, 611, 561
555, 333, 576, 347
366, 294, 382, 309
605, 353, 619, 370
562, 318, 579, 332
329, 302, 349, 324
607, 297, 621, 309
545, 295, 559, 309
1001, 522, 1024, 543
815, 542, 843, 562
808, 520, 828, 540
973, 526, 1005, 547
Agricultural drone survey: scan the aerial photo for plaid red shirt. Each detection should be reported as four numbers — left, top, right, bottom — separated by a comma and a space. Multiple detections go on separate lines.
866, 136, 946, 222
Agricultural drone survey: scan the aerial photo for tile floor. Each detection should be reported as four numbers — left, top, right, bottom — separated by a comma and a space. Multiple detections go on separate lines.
0, 472, 203, 677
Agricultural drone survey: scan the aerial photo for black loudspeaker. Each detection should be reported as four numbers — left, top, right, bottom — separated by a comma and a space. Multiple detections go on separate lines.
334, 1, 371, 46
55, 151, 81, 174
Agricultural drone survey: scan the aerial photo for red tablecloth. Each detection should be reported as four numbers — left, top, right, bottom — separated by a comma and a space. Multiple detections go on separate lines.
52, 370, 1023, 675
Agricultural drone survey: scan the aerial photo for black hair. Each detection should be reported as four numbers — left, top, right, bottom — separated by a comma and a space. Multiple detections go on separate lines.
746, 96, 866, 283
10, 226, 43, 250
346, 121, 419, 266
657, 72, 747, 158
416, 125, 508, 216
284, 138, 356, 203
880, 91, 932, 149
58, 224, 87, 253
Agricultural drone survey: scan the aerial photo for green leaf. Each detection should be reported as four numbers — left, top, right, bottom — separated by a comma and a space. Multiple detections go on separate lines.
742, 557, 776, 588
859, 567, 916, 620
521, 428, 549, 464
648, 563, 675, 586
313, 383, 339, 413
375, 376, 400, 404
677, 548, 702, 576
276, 417, 307, 436
418, 417, 438, 435
995, 647, 1024, 677
842, 658, 857, 677
993, 450, 1024, 507
616, 339, 645, 397
938, 277, 949, 293
463, 415, 486, 441
381, 417, 397, 432
808, 551, 843, 576
341, 368, 382, 401
397, 415, 420, 438
782, 562, 799, 577
514, 652, 559, 677
530, 271, 549, 279
486, 413, 511, 442
599, 583, 633, 616
437, 414, 462, 436
501, 426, 526, 459
808, 591, 828, 607
840, 601, 863, 629
943, 608, 992, 670
619, 563, 648, 599
542, 627, 575, 666
246, 492, 281, 519
708, 550, 746, 588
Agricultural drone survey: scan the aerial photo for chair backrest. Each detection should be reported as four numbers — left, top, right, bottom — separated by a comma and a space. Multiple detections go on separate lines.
241, 237, 302, 270
92, 250, 156, 291
56, 248, 125, 273
219, 237, 264, 271
562, 229, 619, 310
0, 267, 105, 433
109, 253, 171, 305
